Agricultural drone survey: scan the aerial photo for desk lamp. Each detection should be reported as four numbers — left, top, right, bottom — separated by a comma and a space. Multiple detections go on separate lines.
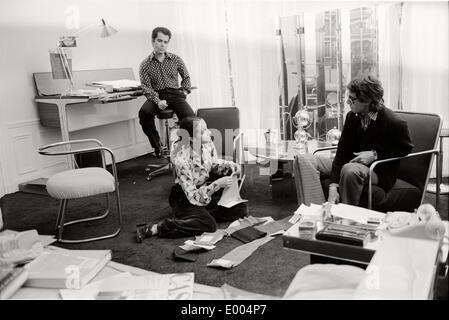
50, 18, 118, 94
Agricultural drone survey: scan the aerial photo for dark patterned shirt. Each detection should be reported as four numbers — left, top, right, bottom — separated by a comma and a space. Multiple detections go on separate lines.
139, 52, 191, 104
357, 111, 378, 131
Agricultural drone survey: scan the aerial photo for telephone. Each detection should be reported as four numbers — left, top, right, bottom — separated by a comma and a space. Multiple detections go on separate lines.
386, 204, 446, 241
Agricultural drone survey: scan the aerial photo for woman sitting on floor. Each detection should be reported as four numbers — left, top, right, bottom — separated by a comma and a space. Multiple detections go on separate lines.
136, 116, 248, 242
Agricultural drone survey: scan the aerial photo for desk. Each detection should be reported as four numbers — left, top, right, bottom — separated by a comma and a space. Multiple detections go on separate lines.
33, 68, 145, 170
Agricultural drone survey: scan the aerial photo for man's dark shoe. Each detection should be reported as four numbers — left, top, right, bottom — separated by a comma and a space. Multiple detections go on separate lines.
136, 223, 153, 243
153, 148, 162, 158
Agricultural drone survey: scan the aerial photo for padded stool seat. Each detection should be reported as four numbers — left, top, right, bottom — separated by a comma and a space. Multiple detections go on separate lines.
158, 109, 174, 119
47, 167, 115, 200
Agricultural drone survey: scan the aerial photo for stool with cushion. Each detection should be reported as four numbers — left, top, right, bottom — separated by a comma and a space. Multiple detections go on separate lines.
38, 139, 122, 243
145, 108, 176, 181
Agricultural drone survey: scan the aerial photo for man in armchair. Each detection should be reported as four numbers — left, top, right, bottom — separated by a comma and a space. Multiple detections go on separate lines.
295, 75, 413, 206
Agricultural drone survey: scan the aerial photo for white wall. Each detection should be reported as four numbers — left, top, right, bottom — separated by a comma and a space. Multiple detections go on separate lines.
0, 0, 179, 193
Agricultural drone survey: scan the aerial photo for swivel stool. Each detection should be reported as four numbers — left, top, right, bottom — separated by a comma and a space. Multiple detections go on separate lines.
145, 108, 176, 181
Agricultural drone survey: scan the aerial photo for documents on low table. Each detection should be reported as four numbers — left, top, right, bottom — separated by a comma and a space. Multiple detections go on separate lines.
282, 203, 385, 264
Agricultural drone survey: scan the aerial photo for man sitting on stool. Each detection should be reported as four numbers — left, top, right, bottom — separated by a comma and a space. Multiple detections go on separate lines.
139, 26, 195, 157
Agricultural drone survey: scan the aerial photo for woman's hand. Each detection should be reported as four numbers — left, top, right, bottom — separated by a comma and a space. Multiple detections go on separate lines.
214, 176, 234, 189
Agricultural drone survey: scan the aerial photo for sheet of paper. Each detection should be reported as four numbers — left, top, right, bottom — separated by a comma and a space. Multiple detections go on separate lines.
330, 203, 385, 224
218, 176, 248, 208
89, 79, 141, 89
292, 203, 324, 221
181, 240, 215, 251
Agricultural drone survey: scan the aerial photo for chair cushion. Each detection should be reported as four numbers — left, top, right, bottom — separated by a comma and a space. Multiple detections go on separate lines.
47, 167, 115, 199
157, 109, 174, 119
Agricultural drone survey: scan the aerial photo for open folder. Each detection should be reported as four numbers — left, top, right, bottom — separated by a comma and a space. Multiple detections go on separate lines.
218, 175, 248, 208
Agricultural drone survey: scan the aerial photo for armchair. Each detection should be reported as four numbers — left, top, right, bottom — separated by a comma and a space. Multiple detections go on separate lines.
313, 111, 442, 212
196, 107, 245, 181
38, 139, 122, 243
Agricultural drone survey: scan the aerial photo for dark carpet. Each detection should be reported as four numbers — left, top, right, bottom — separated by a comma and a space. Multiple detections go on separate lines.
1, 154, 448, 299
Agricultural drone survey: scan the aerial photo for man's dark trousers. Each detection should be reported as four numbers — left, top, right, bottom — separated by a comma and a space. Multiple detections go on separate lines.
139, 89, 195, 152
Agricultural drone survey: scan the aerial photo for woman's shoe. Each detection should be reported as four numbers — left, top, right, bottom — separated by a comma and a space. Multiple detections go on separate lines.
136, 223, 153, 243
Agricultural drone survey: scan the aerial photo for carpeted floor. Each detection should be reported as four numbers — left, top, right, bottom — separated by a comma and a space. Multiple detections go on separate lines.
1, 154, 448, 298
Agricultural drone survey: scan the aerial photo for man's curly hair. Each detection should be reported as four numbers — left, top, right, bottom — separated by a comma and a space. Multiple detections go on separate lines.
346, 75, 385, 112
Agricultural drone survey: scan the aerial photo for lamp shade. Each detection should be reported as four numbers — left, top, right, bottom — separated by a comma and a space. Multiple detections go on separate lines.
100, 19, 118, 38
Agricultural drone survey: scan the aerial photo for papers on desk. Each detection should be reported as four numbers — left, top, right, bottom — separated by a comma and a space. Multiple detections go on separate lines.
87, 79, 141, 92
65, 88, 107, 98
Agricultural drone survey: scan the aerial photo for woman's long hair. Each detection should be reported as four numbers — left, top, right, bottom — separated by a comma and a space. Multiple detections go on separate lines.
172, 116, 204, 155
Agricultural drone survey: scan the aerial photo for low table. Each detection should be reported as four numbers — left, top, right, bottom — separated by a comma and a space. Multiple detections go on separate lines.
283, 220, 448, 267
283, 222, 377, 266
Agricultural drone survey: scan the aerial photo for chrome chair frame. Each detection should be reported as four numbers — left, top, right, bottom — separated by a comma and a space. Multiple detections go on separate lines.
313, 111, 442, 211
38, 139, 122, 243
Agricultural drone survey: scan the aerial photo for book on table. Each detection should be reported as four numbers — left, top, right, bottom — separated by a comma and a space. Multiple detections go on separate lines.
24, 249, 111, 289
0, 266, 29, 300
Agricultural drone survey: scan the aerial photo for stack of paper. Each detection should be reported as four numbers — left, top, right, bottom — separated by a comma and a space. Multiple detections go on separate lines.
24, 249, 111, 289
330, 203, 385, 225
88, 79, 141, 91
95, 272, 194, 300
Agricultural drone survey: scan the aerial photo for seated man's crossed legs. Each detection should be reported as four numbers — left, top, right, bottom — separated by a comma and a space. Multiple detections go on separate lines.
295, 154, 378, 206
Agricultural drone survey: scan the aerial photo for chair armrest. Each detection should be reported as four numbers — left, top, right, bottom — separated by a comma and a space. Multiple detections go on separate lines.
233, 131, 245, 183
233, 131, 244, 170
38, 139, 103, 155
367, 148, 439, 209
38, 139, 118, 180
313, 146, 338, 155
